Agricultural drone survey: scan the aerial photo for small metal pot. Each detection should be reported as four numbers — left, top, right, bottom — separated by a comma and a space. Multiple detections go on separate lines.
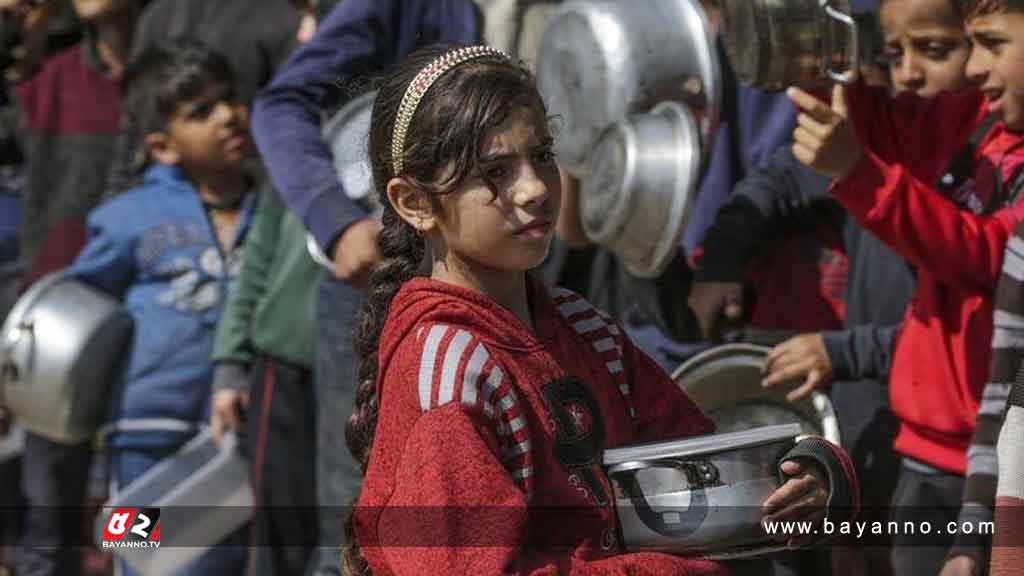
536, 0, 720, 176
718, 0, 858, 90
604, 423, 801, 558
672, 343, 842, 445
308, 91, 379, 270
582, 101, 700, 279
323, 90, 376, 207
1, 273, 133, 444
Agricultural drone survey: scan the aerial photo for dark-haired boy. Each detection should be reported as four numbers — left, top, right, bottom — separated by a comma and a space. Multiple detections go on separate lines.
66, 39, 259, 576
789, 0, 1024, 573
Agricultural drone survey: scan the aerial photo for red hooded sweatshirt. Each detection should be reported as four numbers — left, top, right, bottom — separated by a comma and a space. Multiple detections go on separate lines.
834, 82, 1024, 473
354, 277, 856, 574
354, 276, 729, 575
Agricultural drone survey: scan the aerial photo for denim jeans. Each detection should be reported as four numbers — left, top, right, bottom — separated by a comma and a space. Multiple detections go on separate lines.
310, 276, 363, 575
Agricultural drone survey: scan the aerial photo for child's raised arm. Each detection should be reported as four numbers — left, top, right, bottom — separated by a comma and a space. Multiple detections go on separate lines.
790, 83, 1016, 291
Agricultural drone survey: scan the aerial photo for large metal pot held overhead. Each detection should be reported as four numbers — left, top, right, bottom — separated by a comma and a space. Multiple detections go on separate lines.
718, 0, 858, 90
536, 0, 720, 176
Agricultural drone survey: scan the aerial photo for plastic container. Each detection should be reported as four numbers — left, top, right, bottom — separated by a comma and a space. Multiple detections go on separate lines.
95, 429, 252, 576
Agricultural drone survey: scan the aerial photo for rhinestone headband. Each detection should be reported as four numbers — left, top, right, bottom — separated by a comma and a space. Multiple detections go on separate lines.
390, 45, 509, 175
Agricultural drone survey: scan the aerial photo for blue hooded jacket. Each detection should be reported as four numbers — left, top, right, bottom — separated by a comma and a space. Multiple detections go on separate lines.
68, 164, 256, 448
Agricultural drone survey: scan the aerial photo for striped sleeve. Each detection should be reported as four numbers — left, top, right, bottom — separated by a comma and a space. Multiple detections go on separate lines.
550, 287, 635, 418
411, 324, 534, 498
550, 286, 714, 441
956, 225, 1024, 566
991, 378, 1024, 576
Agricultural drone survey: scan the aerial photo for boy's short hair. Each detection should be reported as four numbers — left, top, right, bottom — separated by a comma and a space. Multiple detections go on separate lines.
955, 0, 1024, 18
879, 0, 965, 20
122, 39, 236, 138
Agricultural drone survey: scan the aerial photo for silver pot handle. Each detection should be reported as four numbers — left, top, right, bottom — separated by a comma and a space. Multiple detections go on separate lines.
823, 4, 858, 84
607, 458, 719, 538
1, 322, 33, 384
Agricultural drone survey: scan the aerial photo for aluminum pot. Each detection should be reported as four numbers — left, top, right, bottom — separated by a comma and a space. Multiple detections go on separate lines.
718, 0, 858, 90
1, 273, 133, 444
604, 423, 800, 558
672, 343, 841, 445
323, 90, 376, 208
308, 91, 379, 270
582, 101, 700, 279
536, 0, 720, 176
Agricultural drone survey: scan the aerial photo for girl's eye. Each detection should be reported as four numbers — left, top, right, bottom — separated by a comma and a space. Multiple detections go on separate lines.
535, 149, 557, 166
884, 48, 903, 64
190, 104, 213, 120
484, 165, 507, 181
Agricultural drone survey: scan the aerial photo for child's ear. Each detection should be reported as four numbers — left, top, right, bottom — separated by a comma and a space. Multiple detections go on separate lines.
387, 177, 437, 233
143, 131, 180, 166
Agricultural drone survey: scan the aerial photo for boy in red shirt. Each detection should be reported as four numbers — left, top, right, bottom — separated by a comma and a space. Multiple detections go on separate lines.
788, 0, 1024, 573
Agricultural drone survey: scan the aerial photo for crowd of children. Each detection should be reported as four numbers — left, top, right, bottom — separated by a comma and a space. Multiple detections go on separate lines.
0, 0, 1023, 574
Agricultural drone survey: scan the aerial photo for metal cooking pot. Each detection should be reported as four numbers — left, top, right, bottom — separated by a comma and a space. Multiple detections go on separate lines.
1, 273, 133, 444
308, 91, 379, 270
582, 101, 700, 278
536, 0, 720, 176
605, 423, 801, 558
672, 343, 841, 445
718, 0, 858, 90
323, 90, 376, 208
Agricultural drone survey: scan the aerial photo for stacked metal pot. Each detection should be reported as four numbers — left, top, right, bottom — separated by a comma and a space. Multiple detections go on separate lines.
536, 0, 720, 278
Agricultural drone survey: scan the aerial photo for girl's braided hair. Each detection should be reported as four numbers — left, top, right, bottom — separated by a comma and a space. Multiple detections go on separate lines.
341, 44, 545, 574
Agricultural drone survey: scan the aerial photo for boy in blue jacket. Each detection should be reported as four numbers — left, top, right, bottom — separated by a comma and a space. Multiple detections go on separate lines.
67, 39, 257, 576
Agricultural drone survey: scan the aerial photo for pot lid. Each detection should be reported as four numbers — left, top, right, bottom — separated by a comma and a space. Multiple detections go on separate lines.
604, 423, 801, 467
671, 344, 841, 446
323, 91, 375, 202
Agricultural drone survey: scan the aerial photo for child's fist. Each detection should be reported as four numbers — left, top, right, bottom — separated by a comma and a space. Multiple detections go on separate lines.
761, 459, 829, 548
788, 84, 863, 181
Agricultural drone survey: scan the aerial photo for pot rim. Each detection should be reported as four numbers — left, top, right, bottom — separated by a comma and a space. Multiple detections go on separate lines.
604, 423, 802, 467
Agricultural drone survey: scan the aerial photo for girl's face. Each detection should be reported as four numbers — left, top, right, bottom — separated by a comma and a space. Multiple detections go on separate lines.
880, 0, 971, 97
432, 105, 561, 276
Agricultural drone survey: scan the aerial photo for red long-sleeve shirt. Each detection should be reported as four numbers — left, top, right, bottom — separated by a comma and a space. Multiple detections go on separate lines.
833, 83, 1024, 473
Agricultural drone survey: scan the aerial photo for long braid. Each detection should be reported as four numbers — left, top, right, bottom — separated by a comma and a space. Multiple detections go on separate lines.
346, 207, 424, 470
342, 205, 424, 574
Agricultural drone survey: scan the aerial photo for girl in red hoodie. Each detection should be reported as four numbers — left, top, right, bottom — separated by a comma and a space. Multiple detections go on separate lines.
343, 44, 858, 575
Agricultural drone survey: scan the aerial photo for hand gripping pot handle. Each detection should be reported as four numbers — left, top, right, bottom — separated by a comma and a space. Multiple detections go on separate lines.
823, 2, 858, 84
607, 458, 721, 537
